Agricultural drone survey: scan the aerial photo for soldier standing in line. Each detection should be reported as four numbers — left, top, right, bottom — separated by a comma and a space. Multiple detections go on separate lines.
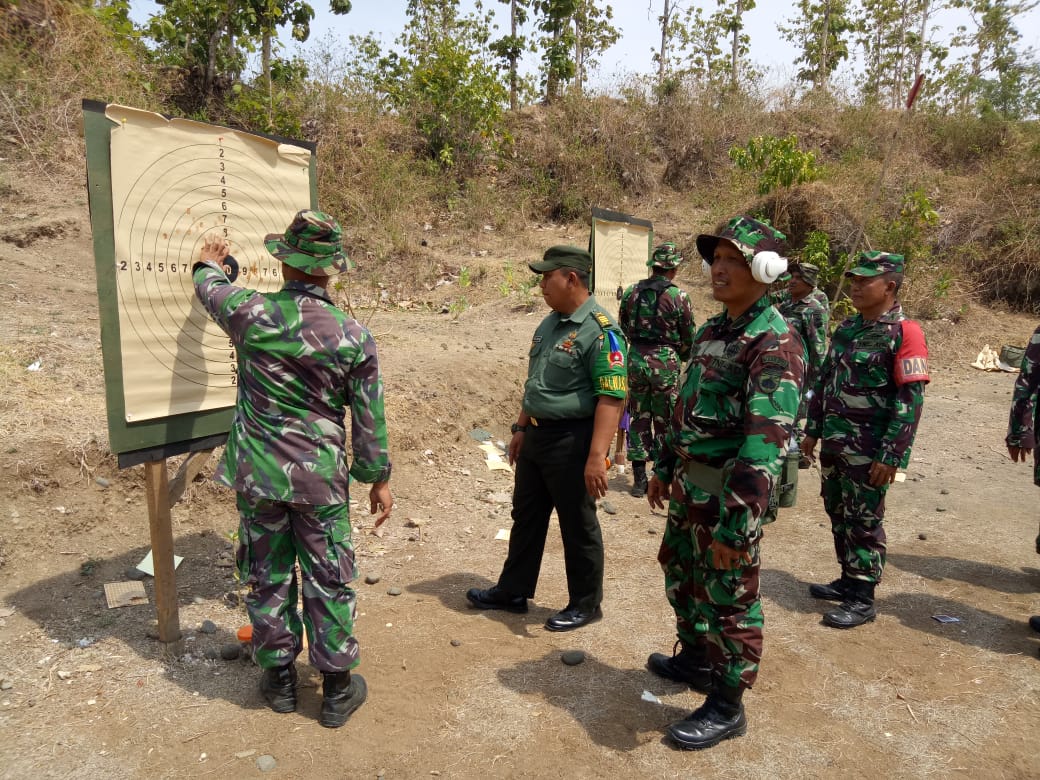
193, 210, 393, 728
645, 216, 803, 750
776, 262, 830, 464
1005, 324, 1040, 639
467, 246, 627, 632
618, 241, 696, 498
801, 251, 929, 629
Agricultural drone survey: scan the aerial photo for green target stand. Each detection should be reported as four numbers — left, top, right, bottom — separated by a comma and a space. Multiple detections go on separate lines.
84, 100, 318, 651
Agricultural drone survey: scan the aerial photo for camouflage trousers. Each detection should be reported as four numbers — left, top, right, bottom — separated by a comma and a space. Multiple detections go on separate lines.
236, 494, 360, 672
659, 478, 763, 692
818, 452, 888, 584
626, 356, 680, 462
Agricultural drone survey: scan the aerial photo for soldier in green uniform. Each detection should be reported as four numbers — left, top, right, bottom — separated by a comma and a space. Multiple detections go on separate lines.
618, 241, 696, 498
193, 210, 393, 728
1005, 324, 1040, 639
645, 217, 804, 750
801, 252, 929, 629
467, 246, 628, 632
776, 262, 830, 463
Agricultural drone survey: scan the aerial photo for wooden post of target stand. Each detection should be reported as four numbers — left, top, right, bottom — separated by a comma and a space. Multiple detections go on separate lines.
144, 460, 182, 655
140, 448, 214, 656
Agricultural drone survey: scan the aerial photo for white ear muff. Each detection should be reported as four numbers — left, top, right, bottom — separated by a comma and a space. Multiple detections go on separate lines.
701, 259, 712, 278
751, 251, 787, 284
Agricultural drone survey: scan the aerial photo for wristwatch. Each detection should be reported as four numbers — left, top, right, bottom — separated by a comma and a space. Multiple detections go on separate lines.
510, 423, 527, 434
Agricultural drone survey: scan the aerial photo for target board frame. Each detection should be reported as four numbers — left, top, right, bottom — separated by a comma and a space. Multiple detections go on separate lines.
84, 100, 318, 468
589, 207, 653, 301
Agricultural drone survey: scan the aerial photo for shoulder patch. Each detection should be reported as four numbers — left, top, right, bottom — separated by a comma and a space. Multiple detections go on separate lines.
895, 319, 930, 385
593, 311, 614, 330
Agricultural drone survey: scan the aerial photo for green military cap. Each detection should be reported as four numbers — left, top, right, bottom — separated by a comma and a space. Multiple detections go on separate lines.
696, 215, 786, 266
265, 209, 352, 276
845, 250, 904, 278
790, 261, 820, 287
529, 245, 593, 274
648, 241, 684, 270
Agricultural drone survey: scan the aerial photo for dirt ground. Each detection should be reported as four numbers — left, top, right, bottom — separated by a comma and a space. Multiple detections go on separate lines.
1, 181, 1039, 780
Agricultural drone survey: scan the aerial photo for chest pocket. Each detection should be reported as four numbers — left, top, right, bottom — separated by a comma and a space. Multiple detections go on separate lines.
845, 347, 891, 392
695, 357, 748, 421
544, 344, 584, 388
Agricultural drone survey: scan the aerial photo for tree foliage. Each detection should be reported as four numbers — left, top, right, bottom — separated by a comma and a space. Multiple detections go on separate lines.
779, 0, 853, 92
360, 0, 508, 169
729, 134, 821, 195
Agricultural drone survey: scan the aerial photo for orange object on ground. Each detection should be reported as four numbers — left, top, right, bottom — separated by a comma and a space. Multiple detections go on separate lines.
236, 624, 253, 643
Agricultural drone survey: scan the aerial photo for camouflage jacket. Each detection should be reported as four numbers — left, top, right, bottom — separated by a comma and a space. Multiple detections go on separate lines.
655, 295, 804, 550
777, 289, 829, 389
1006, 324, 1040, 451
193, 263, 392, 504
806, 302, 928, 469
618, 275, 696, 362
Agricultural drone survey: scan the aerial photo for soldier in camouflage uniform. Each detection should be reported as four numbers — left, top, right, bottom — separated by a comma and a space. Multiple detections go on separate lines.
801, 251, 929, 629
193, 210, 393, 728
776, 263, 830, 462
1005, 324, 1040, 637
645, 217, 803, 750
618, 241, 696, 497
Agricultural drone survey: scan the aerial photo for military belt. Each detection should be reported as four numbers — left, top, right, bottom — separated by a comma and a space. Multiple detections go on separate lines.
682, 459, 733, 497
528, 416, 593, 429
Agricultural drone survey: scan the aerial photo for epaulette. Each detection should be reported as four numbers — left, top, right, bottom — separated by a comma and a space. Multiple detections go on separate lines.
592, 310, 615, 331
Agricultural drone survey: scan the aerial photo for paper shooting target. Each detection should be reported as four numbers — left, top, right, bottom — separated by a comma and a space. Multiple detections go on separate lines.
105, 105, 312, 422
589, 207, 653, 299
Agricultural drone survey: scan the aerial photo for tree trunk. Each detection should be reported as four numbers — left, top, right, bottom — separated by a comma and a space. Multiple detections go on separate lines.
818, 0, 832, 91
510, 0, 519, 111
574, 16, 583, 95
731, 0, 744, 88
263, 30, 272, 129
658, 0, 672, 90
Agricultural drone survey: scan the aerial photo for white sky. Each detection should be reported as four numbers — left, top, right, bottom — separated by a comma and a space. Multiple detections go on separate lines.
129, 1, 1040, 91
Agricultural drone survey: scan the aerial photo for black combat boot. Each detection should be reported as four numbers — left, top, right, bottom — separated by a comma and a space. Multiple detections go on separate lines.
320, 671, 368, 728
630, 461, 648, 498
647, 640, 714, 694
666, 684, 747, 750
823, 580, 877, 628
259, 663, 298, 713
1029, 615, 1040, 633
808, 576, 850, 601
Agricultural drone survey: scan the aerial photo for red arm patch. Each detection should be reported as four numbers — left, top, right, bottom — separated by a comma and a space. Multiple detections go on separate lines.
895, 320, 930, 385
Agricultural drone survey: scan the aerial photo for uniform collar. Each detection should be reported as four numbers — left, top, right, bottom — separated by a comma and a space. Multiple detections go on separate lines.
283, 280, 332, 303
724, 293, 771, 329
856, 301, 902, 325
558, 294, 597, 324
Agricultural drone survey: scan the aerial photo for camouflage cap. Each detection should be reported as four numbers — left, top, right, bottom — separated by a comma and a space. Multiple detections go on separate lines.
264, 209, 352, 276
790, 261, 820, 287
696, 216, 787, 266
845, 250, 904, 278
528, 245, 593, 274
648, 241, 684, 270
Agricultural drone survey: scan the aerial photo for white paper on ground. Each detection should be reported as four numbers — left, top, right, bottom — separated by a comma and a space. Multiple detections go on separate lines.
136, 549, 184, 576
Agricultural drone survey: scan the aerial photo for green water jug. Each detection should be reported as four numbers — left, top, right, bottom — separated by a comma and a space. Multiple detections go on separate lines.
778, 449, 800, 508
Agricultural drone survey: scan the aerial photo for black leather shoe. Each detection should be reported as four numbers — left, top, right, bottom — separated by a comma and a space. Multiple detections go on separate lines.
259, 664, 297, 713
630, 462, 648, 498
667, 694, 747, 750
1028, 615, 1040, 633
808, 578, 847, 601
320, 672, 367, 728
466, 586, 528, 613
823, 598, 877, 628
545, 606, 602, 632
647, 642, 714, 695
